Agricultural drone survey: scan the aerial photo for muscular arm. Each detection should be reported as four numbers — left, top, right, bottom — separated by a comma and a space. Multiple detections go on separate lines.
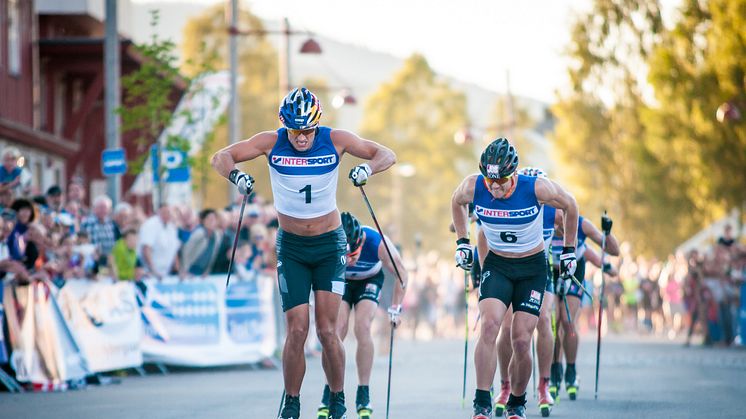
332, 129, 396, 175
581, 218, 620, 256
451, 175, 478, 242
378, 235, 408, 306
535, 177, 578, 248
210, 131, 276, 179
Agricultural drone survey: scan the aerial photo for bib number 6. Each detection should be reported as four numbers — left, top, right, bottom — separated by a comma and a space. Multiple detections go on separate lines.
500, 231, 518, 243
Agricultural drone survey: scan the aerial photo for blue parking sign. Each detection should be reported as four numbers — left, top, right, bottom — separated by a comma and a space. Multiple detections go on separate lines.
151, 145, 190, 183
101, 148, 127, 176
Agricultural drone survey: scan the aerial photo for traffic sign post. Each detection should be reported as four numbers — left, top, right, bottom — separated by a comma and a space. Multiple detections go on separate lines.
101, 148, 127, 176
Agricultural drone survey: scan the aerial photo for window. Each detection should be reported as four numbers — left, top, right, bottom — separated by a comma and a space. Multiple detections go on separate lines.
8, 0, 21, 75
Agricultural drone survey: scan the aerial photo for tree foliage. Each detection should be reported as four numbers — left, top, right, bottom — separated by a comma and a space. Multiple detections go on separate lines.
553, 0, 745, 257
181, 4, 279, 206
349, 54, 473, 253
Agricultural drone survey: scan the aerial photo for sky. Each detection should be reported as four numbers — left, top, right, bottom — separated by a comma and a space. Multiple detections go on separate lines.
133, 0, 596, 103
133, 0, 685, 104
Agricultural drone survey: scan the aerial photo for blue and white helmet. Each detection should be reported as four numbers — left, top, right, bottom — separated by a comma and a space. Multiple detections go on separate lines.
278, 87, 323, 130
518, 166, 547, 178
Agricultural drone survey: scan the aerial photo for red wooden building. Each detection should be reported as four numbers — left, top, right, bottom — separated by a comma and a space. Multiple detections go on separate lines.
0, 0, 184, 203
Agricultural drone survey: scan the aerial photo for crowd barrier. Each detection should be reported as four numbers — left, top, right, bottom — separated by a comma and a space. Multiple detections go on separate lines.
0, 273, 278, 389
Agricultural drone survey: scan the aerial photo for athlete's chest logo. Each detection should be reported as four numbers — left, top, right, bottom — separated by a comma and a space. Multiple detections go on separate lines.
475, 205, 538, 218
271, 154, 336, 167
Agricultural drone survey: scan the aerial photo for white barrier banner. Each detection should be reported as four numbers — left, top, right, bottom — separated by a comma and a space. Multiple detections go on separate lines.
140, 274, 277, 366
3, 280, 90, 385
57, 279, 143, 372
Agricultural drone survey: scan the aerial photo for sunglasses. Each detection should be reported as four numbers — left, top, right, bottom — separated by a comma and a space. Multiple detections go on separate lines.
484, 173, 514, 186
287, 127, 316, 137
346, 243, 363, 259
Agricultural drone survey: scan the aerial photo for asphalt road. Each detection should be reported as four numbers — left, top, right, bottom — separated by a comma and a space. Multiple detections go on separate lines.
2, 335, 746, 419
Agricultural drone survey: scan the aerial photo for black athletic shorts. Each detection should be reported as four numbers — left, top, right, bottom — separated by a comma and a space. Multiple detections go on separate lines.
276, 226, 347, 312
343, 270, 384, 307
479, 250, 547, 316
545, 255, 555, 294
552, 256, 586, 300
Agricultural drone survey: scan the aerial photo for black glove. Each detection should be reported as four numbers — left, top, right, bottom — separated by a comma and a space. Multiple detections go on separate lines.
559, 246, 577, 277
601, 212, 613, 235
455, 238, 473, 271
602, 262, 613, 274
229, 169, 254, 195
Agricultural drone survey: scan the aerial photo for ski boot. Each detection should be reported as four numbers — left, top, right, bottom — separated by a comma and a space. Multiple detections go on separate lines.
565, 364, 578, 401
317, 405, 330, 419
355, 386, 372, 418
329, 391, 347, 419
549, 362, 563, 401
493, 380, 510, 417
537, 378, 554, 417
471, 402, 492, 419
505, 404, 527, 419
279, 394, 301, 419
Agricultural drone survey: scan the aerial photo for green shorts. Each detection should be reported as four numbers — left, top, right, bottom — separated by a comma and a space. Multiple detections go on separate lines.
276, 226, 347, 312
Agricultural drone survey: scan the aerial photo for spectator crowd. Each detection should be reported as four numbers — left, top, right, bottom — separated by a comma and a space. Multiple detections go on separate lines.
1, 147, 279, 291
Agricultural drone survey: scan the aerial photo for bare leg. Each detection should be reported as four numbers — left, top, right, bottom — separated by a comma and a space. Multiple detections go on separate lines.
283, 304, 310, 395
561, 297, 582, 364
474, 298, 508, 390
537, 292, 555, 378
497, 307, 514, 382
353, 300, 378, 385
315, 291, 345, 392
508, 311, 540, 396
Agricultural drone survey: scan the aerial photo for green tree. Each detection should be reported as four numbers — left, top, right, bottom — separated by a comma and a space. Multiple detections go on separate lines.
349, 54, 472, 253
181, 4, 279, 206
119, 10, 200, 207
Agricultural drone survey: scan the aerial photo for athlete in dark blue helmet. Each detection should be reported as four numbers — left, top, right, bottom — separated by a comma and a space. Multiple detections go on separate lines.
452, 139, 579, 419
549, 213, 619, 401
212, 87, 396, 419
317, 212, 407, 419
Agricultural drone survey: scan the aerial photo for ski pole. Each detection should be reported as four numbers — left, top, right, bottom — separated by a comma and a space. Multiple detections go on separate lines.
225, 193, 249, 287
386, 323, 395, 419
359, 186, 406, 289
277, 389, 286, 418
462, 267, 469, 408
594, 211, 609, 400
569, 274, 594, 301
531, 332, 537, 399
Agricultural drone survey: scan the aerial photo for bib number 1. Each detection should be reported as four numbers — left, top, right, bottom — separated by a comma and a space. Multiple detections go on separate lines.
299, 184, 312, 204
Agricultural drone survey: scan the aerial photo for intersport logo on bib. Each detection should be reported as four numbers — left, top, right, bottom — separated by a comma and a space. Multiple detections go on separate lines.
272, 154, 336, 167
476, 205, 538, 218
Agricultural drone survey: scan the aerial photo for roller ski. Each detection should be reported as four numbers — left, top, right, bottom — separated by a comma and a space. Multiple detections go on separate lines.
565, 364, 579, 401
493, 380, 510, 417
537, 378, 554, 417
317, 405, 330, 419
279, 394, 301, 419
549, 362, 563, 401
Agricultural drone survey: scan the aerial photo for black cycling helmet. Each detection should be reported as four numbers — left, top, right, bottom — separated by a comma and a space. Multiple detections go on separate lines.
479, 138, 519, 179
341, 211, 364, 253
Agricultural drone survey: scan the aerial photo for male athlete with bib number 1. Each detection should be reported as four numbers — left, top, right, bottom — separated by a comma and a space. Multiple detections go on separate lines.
451, 138, 579, 419
211, 87, 396, 419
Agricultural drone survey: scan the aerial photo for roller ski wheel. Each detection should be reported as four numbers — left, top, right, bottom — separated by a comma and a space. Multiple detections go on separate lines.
505, 405, 527, 419
317, 406, 330, 419
493, 380, 510, 417
549, 363, 563, 402
356, 406, 372, 419
567, 385, 578, 401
